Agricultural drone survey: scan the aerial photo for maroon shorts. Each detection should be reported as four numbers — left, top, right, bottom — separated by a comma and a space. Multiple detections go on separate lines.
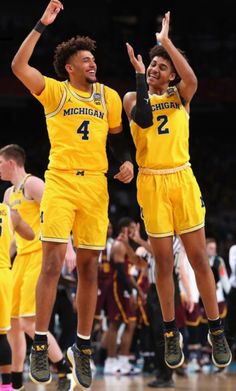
106, 280, 136, 323
175, 302, 186, 329
185, 303, 202, 326
95, 278, 112, 317
136, 298, 150, 326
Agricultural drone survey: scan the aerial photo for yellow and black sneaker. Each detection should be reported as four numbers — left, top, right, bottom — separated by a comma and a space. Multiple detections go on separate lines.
29, 344, 52, 384
67, 344, 92, 390
164, 330, 185, 369
208, 330, 232, 368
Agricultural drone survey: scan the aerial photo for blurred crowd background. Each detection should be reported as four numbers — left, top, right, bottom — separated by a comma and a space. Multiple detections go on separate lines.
0, 0, 236, 260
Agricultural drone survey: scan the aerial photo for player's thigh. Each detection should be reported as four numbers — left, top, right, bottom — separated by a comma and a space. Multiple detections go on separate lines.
73, 175, 109, 249
137, 174, 174, 237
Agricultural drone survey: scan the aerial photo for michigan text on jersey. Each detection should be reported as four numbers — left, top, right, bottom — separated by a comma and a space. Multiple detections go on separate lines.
63, 107, 105, 118
151, 102, 180, 111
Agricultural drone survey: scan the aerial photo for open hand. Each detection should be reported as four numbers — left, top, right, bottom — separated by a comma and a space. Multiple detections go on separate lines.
41, 0, 64, 26
156, 11, 170, 45
126, 43, 145, 74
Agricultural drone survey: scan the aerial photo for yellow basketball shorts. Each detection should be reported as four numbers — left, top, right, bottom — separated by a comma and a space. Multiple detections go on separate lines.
11, 249, 42, 318
40, 169, 109, 249
137, 167, 206, 237
0, 268, 13, 333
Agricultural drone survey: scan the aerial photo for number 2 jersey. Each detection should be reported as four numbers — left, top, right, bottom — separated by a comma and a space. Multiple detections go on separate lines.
130, 86, 190, 169
33, 77, 122, 172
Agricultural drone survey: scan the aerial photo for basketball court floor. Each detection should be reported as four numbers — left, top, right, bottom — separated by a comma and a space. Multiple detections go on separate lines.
24, 362, 236, 390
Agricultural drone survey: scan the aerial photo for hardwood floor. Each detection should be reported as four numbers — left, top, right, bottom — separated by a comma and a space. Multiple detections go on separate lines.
23, 363, 236, 391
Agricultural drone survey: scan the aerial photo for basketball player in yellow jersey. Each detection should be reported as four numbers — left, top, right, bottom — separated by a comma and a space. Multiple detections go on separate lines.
123, 11, 231, 371
0, 144, 74, 391
0, 203, 34, 391
11, 1, 133, 389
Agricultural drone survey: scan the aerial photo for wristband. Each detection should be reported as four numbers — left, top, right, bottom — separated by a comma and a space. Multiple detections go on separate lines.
108, 132, 132, 163
34, 20, 46, 34
136, 72, 147, 88
130, 73, 153, 128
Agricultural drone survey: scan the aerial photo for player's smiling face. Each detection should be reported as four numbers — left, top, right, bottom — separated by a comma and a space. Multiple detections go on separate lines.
66, 50, 97, 83
147, 56, 176, 87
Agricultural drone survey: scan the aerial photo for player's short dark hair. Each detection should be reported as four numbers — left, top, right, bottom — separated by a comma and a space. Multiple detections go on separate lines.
53, 35, 96, 79
0, 144, 26, 166
117, 217, 135, 233
149, 45, 187, 86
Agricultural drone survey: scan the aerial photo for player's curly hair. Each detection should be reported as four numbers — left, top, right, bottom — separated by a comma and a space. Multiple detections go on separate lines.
149, 45, 187, 86
53, 35, 96, 79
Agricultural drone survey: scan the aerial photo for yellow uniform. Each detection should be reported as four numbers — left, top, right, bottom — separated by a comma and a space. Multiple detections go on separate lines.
33, 77, 122, 248
0, 203, 13, 333
130, 87, 205, 237
8, 175, 42, 317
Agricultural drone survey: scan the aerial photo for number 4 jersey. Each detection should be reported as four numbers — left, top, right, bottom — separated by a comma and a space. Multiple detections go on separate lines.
33, 77, 122, 173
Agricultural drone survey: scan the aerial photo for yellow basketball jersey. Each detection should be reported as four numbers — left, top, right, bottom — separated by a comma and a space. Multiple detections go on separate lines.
33, 77, 122, 172
0, 203, 13, 268
130, 86, 190, 169
8, 175, 41, 255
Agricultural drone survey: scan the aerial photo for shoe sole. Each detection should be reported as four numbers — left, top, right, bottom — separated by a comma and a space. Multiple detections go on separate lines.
165, 333, 185, 369
67, 347, 91, 390
29, 354, 52, 385
207, 333, 232, 368
67, 373, 77, 391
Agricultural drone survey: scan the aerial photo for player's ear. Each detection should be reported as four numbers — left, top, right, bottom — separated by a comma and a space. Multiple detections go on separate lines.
65, 63, 73, 74
169, 71, 176, 82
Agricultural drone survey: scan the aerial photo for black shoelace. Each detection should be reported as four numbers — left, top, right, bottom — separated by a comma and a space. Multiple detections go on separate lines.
32, 349, 49, 371
212, 334, 228, 354
166, 336, 179, 355
76, 350, 91, 378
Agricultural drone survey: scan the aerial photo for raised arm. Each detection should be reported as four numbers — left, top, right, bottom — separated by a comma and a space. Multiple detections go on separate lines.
156, 11, 197, 105
11, 0, 64, 95
129, 222, 153, 255
116, 228, 147, 268
123, 43, 153, 128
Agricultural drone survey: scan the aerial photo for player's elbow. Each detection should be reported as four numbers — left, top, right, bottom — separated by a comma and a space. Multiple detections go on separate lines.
11, 56, 24, 77
189, 73, 198, 92
11, 57, 20, 76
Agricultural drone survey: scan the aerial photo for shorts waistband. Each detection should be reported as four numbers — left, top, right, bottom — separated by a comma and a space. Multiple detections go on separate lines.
75, 170, 105, 176
139, 162, 191, 175
47, 168, 105, 176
